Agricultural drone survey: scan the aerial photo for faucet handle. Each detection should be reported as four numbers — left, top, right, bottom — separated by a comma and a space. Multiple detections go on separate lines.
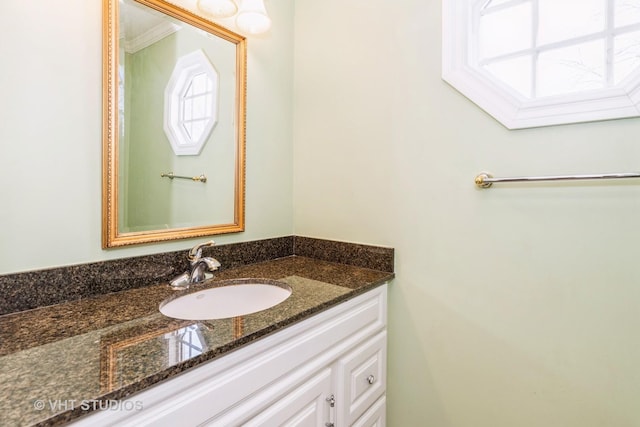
202, 257, 221, 271
169, 272, 191, 289
188, 240, 216, 262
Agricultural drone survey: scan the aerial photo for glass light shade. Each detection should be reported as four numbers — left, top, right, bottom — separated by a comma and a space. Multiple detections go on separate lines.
236, 0, 272, 34
197, 0, 238, 18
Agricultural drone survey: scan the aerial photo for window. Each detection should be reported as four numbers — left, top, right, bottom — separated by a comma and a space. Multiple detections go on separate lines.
164, 50, 218, 155
443, 0, 640, 129
164, 325, 206, 364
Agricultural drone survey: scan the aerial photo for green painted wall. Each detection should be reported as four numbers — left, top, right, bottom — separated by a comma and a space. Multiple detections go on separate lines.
293, 0, 640, 425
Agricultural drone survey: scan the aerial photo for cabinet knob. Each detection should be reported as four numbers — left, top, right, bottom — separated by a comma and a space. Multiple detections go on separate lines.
367, 375, 375, 385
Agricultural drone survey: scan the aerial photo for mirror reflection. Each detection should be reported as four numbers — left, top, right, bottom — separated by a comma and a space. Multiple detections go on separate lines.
103, 0, 246, 247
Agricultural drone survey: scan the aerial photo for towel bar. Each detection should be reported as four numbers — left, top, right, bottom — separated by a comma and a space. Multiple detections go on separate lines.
475, 171, 640, 188
160, 172, 207, 183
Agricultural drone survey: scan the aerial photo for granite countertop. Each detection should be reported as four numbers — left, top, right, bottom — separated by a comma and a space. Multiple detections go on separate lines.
0, 255, 393, 427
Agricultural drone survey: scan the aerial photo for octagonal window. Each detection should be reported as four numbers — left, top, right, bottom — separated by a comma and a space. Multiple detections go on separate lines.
443, 0, 640, 129
164, 50, 218, 155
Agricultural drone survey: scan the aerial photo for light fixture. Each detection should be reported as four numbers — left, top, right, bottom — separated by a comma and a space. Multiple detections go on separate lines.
197, 0, 238, 18
236, 0, 271, 35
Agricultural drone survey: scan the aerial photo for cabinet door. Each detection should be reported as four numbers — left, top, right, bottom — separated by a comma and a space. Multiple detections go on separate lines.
335, 331, 387, 426
242, 367, 332, 427
352, 396, 386, 427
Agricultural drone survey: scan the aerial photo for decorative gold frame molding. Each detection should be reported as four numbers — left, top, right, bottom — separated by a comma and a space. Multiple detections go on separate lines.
102, 0, 246, 248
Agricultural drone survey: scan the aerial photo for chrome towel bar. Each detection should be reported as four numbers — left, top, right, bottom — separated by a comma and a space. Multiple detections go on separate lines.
160, 172, 207, 183
475, 171, 640, 188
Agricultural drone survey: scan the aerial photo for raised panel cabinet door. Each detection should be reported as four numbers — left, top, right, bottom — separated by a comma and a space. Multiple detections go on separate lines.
335, 331, 387, 426
242, 367, 333, 427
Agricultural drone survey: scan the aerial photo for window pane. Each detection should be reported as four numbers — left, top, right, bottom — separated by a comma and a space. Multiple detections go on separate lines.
184, 80, 194, 97
192, 73, 207, 94
483, 56, 532, 98
614, 30, 640, 84
182, 121, 193, 142
479, 2, 532, 58
183, 96, 193, 121
193, 95, 206, 119
537, 40, 605, 97
191, 120, 207, 142
615, 0, 640, 27
482, 0, 513, 9
538, 0, 604, 45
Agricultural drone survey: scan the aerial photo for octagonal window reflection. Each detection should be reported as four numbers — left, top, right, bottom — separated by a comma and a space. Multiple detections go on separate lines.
164, 50, 218, 155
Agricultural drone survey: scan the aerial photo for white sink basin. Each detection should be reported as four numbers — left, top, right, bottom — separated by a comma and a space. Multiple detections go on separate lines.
160, 279, 292, 320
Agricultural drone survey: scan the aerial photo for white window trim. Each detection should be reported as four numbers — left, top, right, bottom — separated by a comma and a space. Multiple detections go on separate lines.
164, 50, 219, 155
442, 0, 640, 129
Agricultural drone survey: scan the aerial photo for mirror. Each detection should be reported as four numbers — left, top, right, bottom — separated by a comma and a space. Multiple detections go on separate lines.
103, 0, 246, 248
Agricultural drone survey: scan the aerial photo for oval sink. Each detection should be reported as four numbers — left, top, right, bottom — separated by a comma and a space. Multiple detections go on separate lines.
159, 278, 292, 320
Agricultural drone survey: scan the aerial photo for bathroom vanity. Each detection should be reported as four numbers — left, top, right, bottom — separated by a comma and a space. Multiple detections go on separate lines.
0, 238, 394, 426
72, 284, 387, 426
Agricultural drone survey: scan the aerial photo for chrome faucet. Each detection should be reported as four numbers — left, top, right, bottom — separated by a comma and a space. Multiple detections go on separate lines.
190, 256, 221, 283
170, 241, 221, 289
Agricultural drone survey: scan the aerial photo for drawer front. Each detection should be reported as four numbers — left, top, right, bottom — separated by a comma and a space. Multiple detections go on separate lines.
335, 331, 387, 426
352, 396, 386, 427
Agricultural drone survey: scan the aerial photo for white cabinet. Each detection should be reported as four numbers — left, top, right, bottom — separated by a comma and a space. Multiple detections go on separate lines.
239, 368, 332, 426
72, 284, 388, 427
335, 331, 387, 426
208, 331, 387, 427
351, 396, 386, 427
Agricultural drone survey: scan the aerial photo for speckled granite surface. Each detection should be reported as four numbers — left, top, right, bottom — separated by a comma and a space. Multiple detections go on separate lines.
0, 236, 393, 316
0, 245, 394, 426
295, 236, 395, 272
0, 236, 295, 316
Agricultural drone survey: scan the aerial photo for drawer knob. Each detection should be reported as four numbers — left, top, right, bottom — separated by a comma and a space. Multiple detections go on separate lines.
367, 375, 376, 385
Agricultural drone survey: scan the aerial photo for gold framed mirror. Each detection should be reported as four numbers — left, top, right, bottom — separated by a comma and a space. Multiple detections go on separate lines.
103, 0, 246, 248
